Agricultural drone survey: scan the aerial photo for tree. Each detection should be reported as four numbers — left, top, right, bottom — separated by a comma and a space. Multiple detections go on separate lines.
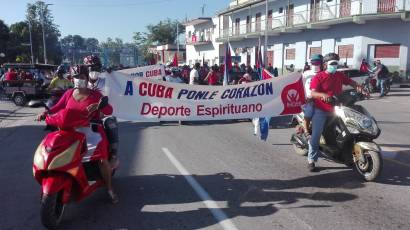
7, 21, 32, 63
24, 1, 62, 64
0, 20, 10, 63
100, 37, 124, 67
133, 19, 184, 62
146, 19, 185, 45
85, 38, 99, 52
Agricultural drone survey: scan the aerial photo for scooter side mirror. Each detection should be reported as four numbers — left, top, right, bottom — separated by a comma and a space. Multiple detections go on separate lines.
97, 96, 109, 110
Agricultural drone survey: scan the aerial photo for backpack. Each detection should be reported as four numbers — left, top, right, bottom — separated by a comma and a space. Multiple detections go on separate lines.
380, 65, 389, 76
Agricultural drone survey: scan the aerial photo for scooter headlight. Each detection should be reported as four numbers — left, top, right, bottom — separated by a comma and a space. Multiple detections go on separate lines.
338, 107, 379, 136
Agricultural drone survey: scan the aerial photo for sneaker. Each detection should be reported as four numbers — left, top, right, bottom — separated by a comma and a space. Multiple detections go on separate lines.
307, 162, 316, 172
108, 190, 119, 204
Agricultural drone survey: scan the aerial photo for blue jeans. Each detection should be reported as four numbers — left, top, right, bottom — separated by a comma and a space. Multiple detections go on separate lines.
377, 78, 386, 96
308, 108, 331, 163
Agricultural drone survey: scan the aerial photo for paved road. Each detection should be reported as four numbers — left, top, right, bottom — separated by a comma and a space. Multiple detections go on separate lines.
0, 87, 410, 230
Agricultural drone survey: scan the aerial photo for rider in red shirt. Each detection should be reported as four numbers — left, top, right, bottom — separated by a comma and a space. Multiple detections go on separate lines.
38, 65, 118, 203
307, 53, 363, 172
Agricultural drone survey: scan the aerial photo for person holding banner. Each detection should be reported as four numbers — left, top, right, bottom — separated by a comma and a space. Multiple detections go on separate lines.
189, 63, 200, 85
308, 53, 364, 172
204, 65, 219, 85
85, 55, 120, 172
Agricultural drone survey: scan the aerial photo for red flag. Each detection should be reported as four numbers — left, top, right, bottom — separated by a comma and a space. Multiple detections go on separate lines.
172, 52, 178, 67
262, 69, 273, 80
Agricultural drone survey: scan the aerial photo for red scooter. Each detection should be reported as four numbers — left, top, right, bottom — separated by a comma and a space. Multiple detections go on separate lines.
30, 96, 118, 229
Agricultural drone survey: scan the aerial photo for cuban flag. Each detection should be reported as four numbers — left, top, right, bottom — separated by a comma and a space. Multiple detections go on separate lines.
223, 44, 232, 86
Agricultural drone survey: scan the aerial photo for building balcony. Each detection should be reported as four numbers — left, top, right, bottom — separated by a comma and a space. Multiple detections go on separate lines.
186, 39, 213, 46
217, 0, 409, 42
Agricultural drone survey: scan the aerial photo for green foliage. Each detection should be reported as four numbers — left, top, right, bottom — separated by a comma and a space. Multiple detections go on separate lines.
0, 20, 9, 59
100, 37, 124, 67
133, 18, 185, 62
3, 1, 62, 64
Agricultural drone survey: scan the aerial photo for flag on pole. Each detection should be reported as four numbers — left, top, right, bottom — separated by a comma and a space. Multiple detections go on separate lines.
172, 52, 178, 67
256, 41, 264, 80
223, 44, 232, 86
255, 39, 270, 141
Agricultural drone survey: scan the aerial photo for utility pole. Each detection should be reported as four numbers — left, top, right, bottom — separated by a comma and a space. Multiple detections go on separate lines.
201, 4, 206, 17
28, 20, 34, 64
41, 3, 53, 64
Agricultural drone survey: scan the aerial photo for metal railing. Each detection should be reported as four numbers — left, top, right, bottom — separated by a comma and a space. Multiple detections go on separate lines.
219, 0, 407, 39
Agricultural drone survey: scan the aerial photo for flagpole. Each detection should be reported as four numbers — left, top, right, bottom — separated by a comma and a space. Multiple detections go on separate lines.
264, 0, 268, 67
223, 15, 231, 87
176, 21, 179, 66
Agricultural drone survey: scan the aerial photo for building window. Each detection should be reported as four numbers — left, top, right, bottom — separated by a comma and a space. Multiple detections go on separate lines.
375, 44, 400, 58
279, 7, 284, 13
286, 48, 295, 60
309, 47, 322, 58
338, 44, 353, 58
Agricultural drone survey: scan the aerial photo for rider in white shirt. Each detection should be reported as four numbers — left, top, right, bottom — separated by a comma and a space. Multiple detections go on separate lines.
189, 63, 200, 85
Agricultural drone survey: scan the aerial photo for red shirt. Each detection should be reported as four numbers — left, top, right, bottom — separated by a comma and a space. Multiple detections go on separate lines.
50, 89, 113, 121
5, 71, 17, 81
310, 71, 353, 112
207, 71, 218, 85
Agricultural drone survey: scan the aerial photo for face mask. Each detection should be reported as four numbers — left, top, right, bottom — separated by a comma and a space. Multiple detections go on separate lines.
313, 65, 321, 73
89, 71, 100, 81
74, 78, 88, 89
327, 65, 337, 74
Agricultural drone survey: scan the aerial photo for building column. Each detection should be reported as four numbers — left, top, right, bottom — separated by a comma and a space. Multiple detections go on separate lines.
295, 41, 307, 70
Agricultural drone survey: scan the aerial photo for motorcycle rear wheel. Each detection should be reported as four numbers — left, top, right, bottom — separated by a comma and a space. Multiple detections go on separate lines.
354, 151, 382, 182
41, 192, 65, 230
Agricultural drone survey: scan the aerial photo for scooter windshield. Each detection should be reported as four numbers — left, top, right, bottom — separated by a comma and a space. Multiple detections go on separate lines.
46, 108, 90, 130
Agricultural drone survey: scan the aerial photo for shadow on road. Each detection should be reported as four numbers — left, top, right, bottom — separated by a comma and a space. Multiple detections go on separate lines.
60, 171, 359, 230
2, 122, 410, 229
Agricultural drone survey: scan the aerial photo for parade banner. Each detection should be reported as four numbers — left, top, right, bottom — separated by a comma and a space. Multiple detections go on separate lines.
104, 71, 306, 121
117, 64, 165, 80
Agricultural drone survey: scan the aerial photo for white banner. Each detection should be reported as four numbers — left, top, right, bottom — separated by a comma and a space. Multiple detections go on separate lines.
117, 64, 165, 80
104, 71, 306, 121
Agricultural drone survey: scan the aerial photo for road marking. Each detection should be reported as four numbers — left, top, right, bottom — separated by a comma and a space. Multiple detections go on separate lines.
162, 147, 239, 230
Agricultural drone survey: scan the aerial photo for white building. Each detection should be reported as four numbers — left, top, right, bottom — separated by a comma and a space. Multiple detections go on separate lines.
185, 0, 410, 77
184, 17, 222, 66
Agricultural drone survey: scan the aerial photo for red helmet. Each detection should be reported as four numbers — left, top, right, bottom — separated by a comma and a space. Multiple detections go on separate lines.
83, 55, 102, 71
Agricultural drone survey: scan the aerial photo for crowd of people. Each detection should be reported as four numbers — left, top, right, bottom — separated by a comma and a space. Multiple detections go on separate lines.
163, 62, 280, 86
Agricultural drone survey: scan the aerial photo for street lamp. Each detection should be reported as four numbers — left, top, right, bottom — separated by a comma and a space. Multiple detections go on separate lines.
41, 3, 53, 64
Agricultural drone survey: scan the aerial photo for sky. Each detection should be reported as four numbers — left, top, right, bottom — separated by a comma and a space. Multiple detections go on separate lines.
0, 0, 230, 43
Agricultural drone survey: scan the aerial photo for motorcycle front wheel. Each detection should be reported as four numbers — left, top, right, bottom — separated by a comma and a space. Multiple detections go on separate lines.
41, 192, 65, 229
354, 151, 382, 182
293, 143, 308, 156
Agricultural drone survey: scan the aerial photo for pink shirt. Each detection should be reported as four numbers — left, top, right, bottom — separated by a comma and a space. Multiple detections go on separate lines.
50, 89, 113, 120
